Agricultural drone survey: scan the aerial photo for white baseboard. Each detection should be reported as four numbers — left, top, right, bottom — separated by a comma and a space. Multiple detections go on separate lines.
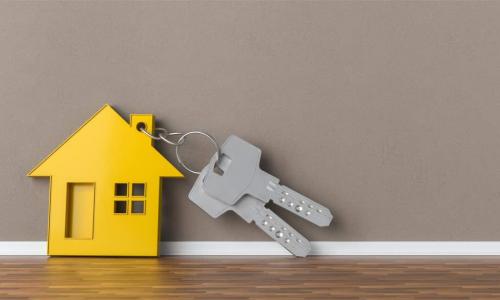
0, 242, 47, 255
161, 241, 500, 255
3, 241, 500, 256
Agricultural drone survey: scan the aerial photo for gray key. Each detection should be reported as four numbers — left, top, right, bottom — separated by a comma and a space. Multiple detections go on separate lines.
189, 166, 311, 257
188, 135, 333, 256
203, 135, 333, 227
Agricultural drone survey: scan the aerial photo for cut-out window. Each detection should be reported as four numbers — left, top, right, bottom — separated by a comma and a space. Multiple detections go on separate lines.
114, 182, 146, 215
132, 183, 145, 196
131, 201, 145, 214
115, 183, 128, 196
114, 200, 127, 214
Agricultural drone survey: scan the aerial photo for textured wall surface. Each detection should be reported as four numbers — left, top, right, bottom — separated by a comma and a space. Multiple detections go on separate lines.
2, 1, 500, 241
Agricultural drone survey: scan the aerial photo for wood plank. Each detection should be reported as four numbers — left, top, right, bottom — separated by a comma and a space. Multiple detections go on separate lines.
1, 257, 500, 299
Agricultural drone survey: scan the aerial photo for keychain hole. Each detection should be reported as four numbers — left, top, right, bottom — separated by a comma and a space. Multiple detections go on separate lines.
213, 154, 231, 176
213, 164, 225, 176
136, 122, 147, 131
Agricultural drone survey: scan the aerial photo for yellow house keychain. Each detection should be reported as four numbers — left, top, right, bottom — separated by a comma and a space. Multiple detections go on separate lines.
29, 104, 333, 257
28, 104, 183, 256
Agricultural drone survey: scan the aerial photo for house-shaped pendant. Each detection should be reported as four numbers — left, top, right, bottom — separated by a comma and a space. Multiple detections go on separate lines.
28, 104, 183, 256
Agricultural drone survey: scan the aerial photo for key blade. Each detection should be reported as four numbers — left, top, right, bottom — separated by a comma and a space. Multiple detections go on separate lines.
269, 183, 333, 227
255, 207, 312, 257
236, 196, 312, 257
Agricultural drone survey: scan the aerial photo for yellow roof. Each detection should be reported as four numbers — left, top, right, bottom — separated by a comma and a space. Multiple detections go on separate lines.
28, 104, 183, 178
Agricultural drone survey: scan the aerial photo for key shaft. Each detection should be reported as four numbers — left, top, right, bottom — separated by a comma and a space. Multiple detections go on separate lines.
236, 196, 312, 257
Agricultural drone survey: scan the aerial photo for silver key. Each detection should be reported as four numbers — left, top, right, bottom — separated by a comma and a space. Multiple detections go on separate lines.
188, 135, 333, 257
203, 135, 333, 226
189, 166, 311, 257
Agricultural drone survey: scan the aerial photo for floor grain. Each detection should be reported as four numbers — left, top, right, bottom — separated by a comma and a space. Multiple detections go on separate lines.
1, 256, 500, 299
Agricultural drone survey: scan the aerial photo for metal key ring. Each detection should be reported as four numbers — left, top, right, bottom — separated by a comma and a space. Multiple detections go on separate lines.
158, 130, 185, 146
140, 127, 185, 146
175, 131, 220, 175
139, 127, 163, 140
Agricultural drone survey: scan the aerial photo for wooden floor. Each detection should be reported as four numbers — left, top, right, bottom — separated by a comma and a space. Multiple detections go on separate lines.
1, 257, 500, 299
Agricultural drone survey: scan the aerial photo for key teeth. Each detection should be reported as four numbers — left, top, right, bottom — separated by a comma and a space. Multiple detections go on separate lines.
255, 207, 313, 257
273, 185, 335, 228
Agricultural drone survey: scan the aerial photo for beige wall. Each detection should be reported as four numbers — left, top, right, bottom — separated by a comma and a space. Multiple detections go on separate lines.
2, 1, 500, 241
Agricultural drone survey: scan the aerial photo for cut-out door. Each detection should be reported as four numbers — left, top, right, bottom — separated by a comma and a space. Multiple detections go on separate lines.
65, 183, 95, 239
